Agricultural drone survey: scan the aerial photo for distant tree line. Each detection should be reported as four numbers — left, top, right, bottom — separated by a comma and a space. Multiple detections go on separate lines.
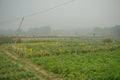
0, 25, 119, 37
0, 36, 14, 44
93, 25, 120, 37
0, 29, 15, 36
0, 26, 51, 36
28, 26, 51, 36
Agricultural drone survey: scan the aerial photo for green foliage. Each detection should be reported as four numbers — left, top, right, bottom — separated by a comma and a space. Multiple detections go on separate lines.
103, 38, 113, 43
0, 36, 14, 44
0, 52, 38, 80
31, 50, 120, 80
7, 37, 120, 80
16, 38, 22, 43
14, 38, 120, 57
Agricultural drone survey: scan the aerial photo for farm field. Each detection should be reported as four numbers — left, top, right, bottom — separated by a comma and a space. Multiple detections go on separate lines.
1, 0, 120, 79
31, 50, 120, 80
13, 37, 120, 57
0, 52, 39, 80
0, 37, 120, 80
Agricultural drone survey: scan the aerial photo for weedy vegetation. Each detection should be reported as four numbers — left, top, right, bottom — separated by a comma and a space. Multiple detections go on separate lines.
0, 52, 39, 80
0, 36, 120, 80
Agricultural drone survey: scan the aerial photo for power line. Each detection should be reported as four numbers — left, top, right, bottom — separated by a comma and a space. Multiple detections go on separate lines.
17, 17, 24, 35
0, 0, 76, 25
15, 17, 24, 44
24, 0, 76, 18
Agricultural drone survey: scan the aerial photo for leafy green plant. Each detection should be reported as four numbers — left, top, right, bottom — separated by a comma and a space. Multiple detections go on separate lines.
0, 52, 38, 80
103, 38, 113, 43
30, 49, 120, 80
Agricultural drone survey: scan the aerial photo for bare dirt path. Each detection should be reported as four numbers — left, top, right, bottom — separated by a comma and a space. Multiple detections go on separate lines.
1, 48, 63, 80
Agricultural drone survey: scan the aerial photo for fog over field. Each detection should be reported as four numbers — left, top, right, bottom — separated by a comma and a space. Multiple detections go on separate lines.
0, 0, 120, 36
0, 1, 120, 80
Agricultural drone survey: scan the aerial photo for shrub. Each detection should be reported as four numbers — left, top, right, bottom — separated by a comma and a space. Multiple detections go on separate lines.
0, 36, 14, 44
103, 38, 113, 43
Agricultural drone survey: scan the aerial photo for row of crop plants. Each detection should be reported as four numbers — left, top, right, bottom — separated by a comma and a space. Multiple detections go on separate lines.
11, 39, 120, 57
5, 38, 120, 80
0, 52, 39, 80
30, 49, 120, 80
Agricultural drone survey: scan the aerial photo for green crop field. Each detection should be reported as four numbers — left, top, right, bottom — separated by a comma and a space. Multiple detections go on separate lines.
0, 52, 39, 80
0, 37, 120, 80
31, 50, 120, 80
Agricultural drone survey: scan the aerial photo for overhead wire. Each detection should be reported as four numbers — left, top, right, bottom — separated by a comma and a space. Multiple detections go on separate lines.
0, 0, 76, 25
0, 0, 76, 43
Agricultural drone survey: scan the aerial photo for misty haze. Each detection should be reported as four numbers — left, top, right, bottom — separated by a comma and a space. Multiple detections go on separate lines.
0, 0, 120, 80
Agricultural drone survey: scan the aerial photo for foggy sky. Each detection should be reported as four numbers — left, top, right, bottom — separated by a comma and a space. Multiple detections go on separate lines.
0, 0, 120, 30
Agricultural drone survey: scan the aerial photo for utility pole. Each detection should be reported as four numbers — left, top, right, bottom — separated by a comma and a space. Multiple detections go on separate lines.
15, 17, 24, 44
